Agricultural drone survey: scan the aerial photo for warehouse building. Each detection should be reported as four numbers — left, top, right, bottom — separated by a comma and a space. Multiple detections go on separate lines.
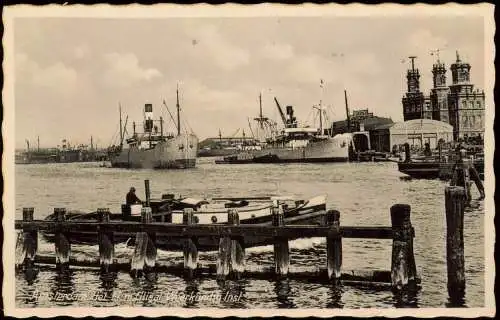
370, 119, 454, 152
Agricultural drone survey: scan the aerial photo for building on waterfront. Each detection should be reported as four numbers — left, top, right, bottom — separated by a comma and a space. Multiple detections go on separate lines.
330, 109, 393, 135
370, 119, 454, 153
330, 109, 393, 152
401, 51, 485, 141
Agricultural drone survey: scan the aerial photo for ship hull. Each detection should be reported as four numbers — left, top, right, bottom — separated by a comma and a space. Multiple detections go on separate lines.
111, 134, 198, 169
398, 159, 484, 180
216, 138, 350, 164
198, 148, 240, 157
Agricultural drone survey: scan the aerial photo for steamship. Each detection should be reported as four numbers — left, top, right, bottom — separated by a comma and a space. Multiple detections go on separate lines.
215, 94, 352, 164
110, 88, 198, 169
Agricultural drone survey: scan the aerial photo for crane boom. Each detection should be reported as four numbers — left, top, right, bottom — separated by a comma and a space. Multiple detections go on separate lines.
273, 97, 287, 126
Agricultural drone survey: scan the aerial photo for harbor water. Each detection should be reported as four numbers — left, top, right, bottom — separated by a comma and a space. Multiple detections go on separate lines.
14, 159, 484, 308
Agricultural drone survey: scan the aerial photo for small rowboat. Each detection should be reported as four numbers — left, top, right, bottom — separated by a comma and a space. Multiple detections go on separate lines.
40, 194, 327, 251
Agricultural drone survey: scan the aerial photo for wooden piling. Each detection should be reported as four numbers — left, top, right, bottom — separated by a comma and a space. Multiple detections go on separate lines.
273, 205, 289, 278
144, 179, 151, 207
216, 210, 232, 280
130, 207, 156, 276
229, 209, 245, 279
98, 208, 114, 273
15, 208, 38, 268
390, 204, 416, 290
325, 210, 342, 283
183, 208, 199, 278
445, 186, 466, 303
54, 208, 70, 271
469, 165, 485, 199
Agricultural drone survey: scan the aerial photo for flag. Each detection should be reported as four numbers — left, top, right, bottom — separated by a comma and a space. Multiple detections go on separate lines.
320, 79, 324, 88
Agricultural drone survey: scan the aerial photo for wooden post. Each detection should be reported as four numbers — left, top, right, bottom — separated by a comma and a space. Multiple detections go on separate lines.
445, 186, 466, 303
15, 208, 37, 268
325, 210, 342, 283
144, 206, 157, 273
130, 207, 156, 276
54, 208, 70, 271
273, 205, 289, 278
390, 204, 416, 290
438, 142, 442, 162
183, 208, 198, 278
229, 209, 245, 279
216, 210, 232, 280
144, 179, 151, 207
98, 208, 114, 273
469, 165, 485, 199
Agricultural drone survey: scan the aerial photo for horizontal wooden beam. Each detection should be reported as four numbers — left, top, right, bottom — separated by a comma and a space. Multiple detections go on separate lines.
27, 254, 397, 286
15, 220, 395, 239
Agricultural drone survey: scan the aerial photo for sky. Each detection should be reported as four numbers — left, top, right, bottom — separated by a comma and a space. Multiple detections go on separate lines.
12, 13, 487, 149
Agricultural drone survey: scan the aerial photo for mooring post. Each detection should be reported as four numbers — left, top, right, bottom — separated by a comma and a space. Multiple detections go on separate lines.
325, 210, 342, 283
15, 208, 37, 268
217, 210, 232, 280
130, 207, 156, 276
469, 164, 485, 199
183, 208, 199, 278
445, 186, 466, 304
273, 205, 289, 278
390, 204, 416, 290
54, 208, 70, 271
98, 208, 114, 273
143, 206, 156, 273
144, 179, 151, 207
229, 209, 245, 279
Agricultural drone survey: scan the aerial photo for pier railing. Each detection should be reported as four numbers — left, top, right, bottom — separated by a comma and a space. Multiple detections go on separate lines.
15, 204, 420, 292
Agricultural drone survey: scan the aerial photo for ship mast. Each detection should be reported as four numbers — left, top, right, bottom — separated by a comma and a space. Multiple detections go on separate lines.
119, 103, 123, 149
344, 90, 351, 132
176, 83, 181, 136
37, 135, 40, 151
319, 79, 324, 135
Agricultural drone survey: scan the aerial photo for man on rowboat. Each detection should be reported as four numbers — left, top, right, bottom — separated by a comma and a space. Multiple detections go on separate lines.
126, 187, 142, 205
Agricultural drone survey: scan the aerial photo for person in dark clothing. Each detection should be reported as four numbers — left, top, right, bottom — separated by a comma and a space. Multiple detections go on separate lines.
126, 187, 142, 205
423, 142, 432, 157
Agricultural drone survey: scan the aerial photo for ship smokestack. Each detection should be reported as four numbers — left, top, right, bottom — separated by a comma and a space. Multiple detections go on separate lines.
144, 103, 153, 133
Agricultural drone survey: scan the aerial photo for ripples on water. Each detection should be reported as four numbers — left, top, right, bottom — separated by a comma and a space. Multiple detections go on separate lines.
14, 160, 484, 308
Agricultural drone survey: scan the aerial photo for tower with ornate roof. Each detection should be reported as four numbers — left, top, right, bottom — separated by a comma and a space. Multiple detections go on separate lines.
402, 57, 426, 121
430, 53, 450, 122
447, 51, 485, 140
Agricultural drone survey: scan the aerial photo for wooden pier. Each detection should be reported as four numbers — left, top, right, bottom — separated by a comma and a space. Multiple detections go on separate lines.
15, 204, 421, 291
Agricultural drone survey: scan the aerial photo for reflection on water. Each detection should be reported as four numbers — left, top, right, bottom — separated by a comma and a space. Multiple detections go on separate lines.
274, 279, 295, 308
49, 269, 75, 306
326, 285, 343, 308
184, 279, 200, 308
14, 161, 485, 308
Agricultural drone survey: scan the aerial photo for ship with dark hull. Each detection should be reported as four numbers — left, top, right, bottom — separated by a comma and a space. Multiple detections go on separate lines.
215, 94, 353, 164
110, 88, 198, 169
15, 137, 108, 165
198, 130, 260, 157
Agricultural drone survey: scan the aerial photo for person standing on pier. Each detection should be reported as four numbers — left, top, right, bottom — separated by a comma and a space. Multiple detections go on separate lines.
126, 187, 142, 205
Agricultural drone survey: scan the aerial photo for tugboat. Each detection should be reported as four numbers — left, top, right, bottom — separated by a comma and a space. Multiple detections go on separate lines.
215, 93, 353, 164
110, 86, 198, 169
